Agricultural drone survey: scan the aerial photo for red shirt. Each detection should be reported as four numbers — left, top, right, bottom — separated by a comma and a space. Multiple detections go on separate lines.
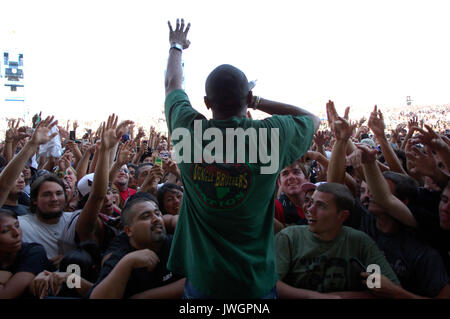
119, 187, 136, 204
274, 198, 305, 224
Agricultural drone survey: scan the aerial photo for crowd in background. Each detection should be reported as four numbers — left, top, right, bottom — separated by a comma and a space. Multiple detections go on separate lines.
0, 98, 448, 299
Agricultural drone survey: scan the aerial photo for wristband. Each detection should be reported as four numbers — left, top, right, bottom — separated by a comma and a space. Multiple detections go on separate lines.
253, 96, 261, 110
170, 42, 183, 52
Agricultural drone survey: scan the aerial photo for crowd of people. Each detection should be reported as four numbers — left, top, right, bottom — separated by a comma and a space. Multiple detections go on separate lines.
0, 19, 449, 299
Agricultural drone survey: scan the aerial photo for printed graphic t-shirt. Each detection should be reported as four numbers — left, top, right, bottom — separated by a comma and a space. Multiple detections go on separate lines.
164, 89, 315, 298
275, 225, 400, 292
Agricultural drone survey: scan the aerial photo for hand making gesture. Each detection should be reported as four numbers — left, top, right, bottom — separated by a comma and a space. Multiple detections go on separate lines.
168, 18, 191, 49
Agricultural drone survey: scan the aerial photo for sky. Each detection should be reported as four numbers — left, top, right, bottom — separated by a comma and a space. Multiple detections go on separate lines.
1, 0, 450, 124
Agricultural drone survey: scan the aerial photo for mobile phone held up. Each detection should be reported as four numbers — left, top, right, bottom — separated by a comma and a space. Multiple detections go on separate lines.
69, 131, 76, 141
154, 157, 163, 168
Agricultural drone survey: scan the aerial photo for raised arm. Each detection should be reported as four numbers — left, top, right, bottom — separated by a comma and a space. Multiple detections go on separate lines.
165, 18, 191, 96
326, 101, 357, 184
251, 97, 321, 132
357, 143, 418, 228
109, 140, 135, 184
411, 124, 450, 172
368, 105, 406, 174
76, 114, 134, 241
0, 116, 58, 207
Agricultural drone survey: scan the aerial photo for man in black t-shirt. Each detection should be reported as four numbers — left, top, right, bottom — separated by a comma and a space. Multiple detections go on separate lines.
89, 193, 184, 299
356, 145, 450, 297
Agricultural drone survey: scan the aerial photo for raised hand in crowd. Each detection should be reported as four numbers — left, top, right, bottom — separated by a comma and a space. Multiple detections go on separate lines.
163, 157, 181, 185
325, 101, 358, 194
57, 125, 69, 142
368, 105, 406, 174
65, 140, 83, 166
410, 124, 450, 170
117, 141, 136, 165
356, 143, 417, 227
405, 139, 449, 189
73, 120, 79, 132
31, 111, 42, 129
3, 118, 30, 163
109, 140, 135, 184
76, 114, 131, 242
140, 164, 164, 196
56, 150, 72, 172
313, 130, 327, 157
0, 116, 58, 207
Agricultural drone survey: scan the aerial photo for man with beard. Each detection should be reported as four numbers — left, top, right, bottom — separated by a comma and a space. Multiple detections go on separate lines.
89, 193, 185, 299
1, 115, 130, 266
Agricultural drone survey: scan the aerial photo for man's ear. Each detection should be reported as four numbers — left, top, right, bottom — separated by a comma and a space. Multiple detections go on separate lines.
339, 210, 350, 223
124, 225, 132, 237
204, 96, 211, 110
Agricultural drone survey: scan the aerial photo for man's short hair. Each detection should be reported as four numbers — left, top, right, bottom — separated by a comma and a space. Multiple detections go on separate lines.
134, 162, 153, 180
205, 64, 249, 108
277, 160, 310, 183
382, 171, 419, 202
316, 182, 355, 213
30, 174, 67, 213
121, 192, 159, 227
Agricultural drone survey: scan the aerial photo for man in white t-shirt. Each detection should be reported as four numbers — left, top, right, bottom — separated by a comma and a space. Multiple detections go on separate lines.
20, 115, 132, 266
0, 114, 131, 266
19, 174, 80, 261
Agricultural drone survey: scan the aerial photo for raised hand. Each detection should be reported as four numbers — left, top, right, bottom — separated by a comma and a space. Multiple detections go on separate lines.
168, 18, 191, 49
57, 125, 69, 141
5, 119, 29, 143
133, 126, 146, 144
314, 131, 327, 146
325, 100, 339, 128
148, 164, 164, 184
355, 143, 378, 164
406, 144, 438, 178
66, 140, 82, 160
30, 116, 59, 146
116, 140, 135, 165
407, 116, 419, 131
358, 117, 367, 127
32, 111, 42, 128
368, 105, 386, 137
100, 114, 134, 151
410, 124, 448, 152
163, 157, 180, 177
57, 151, 72, 171
327, 101, 356, 141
